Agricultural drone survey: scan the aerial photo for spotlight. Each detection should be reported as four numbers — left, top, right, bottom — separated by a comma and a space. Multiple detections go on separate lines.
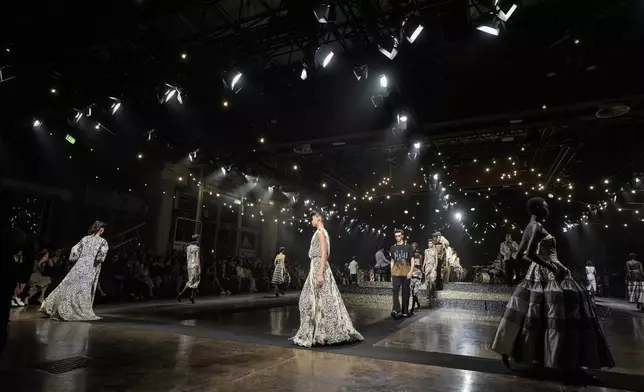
477, 25, 499, 36
137, 153, 143, 159
300, 63, 308, 80
496, 4, 518, 22
548, 193, 554, 198
313, 3, 333, 23
181, 52, 187, 59
50, 88, 57, 94
377, 35, 400, 60
95, 123, 101, 130
397, 113, 408, 123
109, 97, 122, 115
542, 104, 547, 110
162, 83, 183, 104
413, 142, 421, 149
433, 174, 439, 180
379, 74, 388, 88
33, 119, 42, 128
403, 16, 424, 43
221, 167, 227, 176
259, 137, 265, 144
321, 182, 327, 188
73, 110, 83, 123
222, 100, 229, 107
454, 212, 463, 221
353, 65, 368, 81
222, 69, 244, 94
188, 149, 198, 162
293, 165, 298, 170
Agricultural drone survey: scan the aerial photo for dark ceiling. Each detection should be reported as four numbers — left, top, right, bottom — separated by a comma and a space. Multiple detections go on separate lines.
1, 0, 643, 213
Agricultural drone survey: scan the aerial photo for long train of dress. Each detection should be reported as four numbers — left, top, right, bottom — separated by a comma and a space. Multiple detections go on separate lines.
40, 235, 109, 321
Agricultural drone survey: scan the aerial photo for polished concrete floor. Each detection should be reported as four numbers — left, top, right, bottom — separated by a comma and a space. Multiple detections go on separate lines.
1, 294, 642, 391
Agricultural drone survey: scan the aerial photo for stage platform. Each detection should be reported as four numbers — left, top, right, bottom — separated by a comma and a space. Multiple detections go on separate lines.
340, 281, 513, 312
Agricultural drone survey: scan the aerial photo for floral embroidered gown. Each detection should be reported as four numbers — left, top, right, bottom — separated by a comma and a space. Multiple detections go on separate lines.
184, 244, 201, 289
40, 235, 109, 321
290, 228, 364, 347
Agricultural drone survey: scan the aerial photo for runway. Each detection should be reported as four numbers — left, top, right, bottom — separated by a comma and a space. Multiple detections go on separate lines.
2, 293, 642, 391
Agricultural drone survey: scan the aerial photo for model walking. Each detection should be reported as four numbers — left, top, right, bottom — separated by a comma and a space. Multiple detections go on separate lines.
177, 234, 201, 303
290, 211, 363, 347
272, 247, 287, 296
491, 198, 614, 375
423, 239, 438, 299
585, 260, 597, 297
409, 242, 423, 313
625, 253, 644, 309
389, 229, 414, 319
40, 221, 109, 321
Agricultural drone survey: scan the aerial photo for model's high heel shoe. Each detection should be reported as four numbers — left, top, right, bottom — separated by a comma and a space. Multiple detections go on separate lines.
189, 290, 195, 304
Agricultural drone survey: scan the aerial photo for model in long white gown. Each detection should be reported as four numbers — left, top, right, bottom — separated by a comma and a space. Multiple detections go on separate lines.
40, 235, 109, 321
290, 227, 363, 347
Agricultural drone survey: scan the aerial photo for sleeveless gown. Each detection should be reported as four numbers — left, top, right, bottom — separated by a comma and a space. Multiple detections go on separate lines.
290, 228, 363, 347
491, 235, 614, 369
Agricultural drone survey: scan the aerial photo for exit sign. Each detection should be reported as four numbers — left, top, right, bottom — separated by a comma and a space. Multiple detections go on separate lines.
65, 134, 76, 144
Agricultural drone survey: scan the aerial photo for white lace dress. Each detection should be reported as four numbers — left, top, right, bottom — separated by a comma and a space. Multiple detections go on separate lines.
290, 228, 364, 347
40, 235, 109, 321
184, 244, 201, 289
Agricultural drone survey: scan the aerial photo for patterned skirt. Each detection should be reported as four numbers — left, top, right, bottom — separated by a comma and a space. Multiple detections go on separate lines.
627, 281, 644, 303
491, 262, 615, 369
185, 264, 201, 289
272, 262, 286, 285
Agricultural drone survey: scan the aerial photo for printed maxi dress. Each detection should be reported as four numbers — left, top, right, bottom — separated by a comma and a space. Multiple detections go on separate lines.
40, 235, 109, 321
290, 228, 364, 347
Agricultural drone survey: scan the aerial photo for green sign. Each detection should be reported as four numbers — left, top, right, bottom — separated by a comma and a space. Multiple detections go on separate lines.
233, 199, 242, 205
65, 134, 76, 144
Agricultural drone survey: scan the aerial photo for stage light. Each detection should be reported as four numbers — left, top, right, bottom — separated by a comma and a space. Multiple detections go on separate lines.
548, 193, 554, 198
109, 97, 122, 114
542, 104, 547, 110
496, 4, 517, 22
313, 3, 332, 23
433, 174, 439, 180
377, 35, 400, 60
33, 119, 41, 128
137, 153, 143, 159
73, 110, 83, 123
477, 25, 499, 36
413, 142, 421, 149
403, 16, 424, 43
300, 63, 308, 80
353, 65, 368, 81
222, 70, 244, 94
50, 88, 57, 94
379, 74, 388, 88
181, 52, 187, 59
322, 182, 327, 188
95, 123, 101, 130
404, 210, 408, 214
293, 165, 298, 170
574, 39, 580, 45
259, 137, 265, 143
454, 212, 463, 221
222, 100, 229, 107
162, 84, 183, 104
604, 179, 610, 184
322, 51, 334, 68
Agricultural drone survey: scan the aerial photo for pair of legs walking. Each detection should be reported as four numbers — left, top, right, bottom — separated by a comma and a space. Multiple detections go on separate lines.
391, 276, 410, 318
177, 284, 196, 303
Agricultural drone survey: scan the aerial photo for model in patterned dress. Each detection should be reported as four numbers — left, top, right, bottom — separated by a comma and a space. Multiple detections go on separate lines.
492, 198, 614, 376
625, 253, 644, 309
409, 242, 423, 313
423, 239, 438, 299
40, 221, 109, 321
290, 211, 364, 347
272, 247, 287, 296
177, 234, 201, 304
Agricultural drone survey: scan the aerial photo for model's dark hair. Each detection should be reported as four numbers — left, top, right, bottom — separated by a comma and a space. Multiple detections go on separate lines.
586, 260, 593, 267
394, 229, 404, 235
279, 246, 285, 253
88, 221, 107, 235
629, 252, 637, 259
310, 210, 325, 220
36, 248, 49, 261
411, 242, 418, 248
527, 197, 548, 215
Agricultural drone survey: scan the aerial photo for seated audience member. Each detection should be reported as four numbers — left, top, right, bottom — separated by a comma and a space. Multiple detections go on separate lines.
27, 249, 52, 305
